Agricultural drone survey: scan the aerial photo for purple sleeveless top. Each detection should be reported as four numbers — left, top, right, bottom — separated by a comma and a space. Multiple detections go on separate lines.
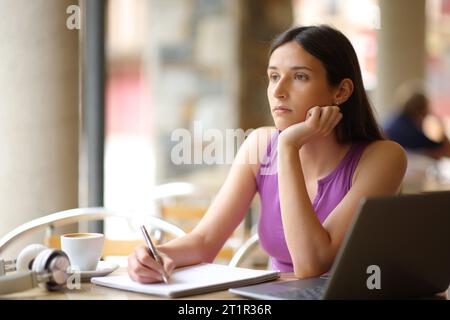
256, 130, 369, 272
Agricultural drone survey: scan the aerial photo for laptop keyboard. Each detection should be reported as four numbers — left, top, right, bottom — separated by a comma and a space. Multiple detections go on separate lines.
270, 286, 325, 300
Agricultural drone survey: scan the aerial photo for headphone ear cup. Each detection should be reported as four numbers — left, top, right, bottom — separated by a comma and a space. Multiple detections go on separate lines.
16, 244, 48, 272
32, 249, 70, 291
31, 248, 52, 274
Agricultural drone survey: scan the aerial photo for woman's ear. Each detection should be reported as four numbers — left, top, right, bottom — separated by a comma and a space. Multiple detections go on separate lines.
333, 78, 354, 106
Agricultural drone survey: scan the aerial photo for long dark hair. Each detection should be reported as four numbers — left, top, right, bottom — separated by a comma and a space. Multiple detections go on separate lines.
270, 25, 384, 143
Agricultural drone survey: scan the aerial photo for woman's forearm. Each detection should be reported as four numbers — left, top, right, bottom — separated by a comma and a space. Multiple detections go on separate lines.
157, 232, 208, 268
277, 142, 333, 277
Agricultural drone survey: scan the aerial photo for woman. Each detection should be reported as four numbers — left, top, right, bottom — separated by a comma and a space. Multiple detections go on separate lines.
127, 25, 407, 282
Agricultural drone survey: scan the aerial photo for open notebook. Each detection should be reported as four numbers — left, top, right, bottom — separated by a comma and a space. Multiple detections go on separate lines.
91, 263, 279, 298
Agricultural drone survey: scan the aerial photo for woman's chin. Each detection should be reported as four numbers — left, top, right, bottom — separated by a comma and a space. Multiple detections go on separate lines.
275, 125, 287, 132
273, 119, 299, 132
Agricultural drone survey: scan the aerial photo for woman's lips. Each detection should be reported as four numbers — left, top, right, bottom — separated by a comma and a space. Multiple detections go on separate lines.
273, 106, 292, 115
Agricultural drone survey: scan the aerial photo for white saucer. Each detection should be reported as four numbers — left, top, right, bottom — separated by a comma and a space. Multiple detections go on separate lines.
68, 261, 119, 281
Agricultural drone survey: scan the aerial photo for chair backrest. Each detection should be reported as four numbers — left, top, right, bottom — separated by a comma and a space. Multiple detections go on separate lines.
228, 234, 269, 269
0, 207, 186, 257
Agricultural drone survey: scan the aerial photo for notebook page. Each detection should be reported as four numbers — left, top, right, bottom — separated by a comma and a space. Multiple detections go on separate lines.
91, 263, 279, 297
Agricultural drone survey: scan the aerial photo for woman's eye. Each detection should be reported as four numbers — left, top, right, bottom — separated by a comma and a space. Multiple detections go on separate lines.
295, 73, 309, 80
269, 74, 279, 82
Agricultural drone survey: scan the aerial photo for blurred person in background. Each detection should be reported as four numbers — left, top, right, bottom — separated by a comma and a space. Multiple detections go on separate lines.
384, 83, 450, 160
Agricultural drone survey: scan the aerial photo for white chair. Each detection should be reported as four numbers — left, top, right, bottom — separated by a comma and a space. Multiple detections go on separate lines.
0, 207, 186, 257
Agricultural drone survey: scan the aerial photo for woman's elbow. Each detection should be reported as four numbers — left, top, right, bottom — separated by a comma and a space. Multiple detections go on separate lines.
293, 262, 330, 279
293, 269, 322, 279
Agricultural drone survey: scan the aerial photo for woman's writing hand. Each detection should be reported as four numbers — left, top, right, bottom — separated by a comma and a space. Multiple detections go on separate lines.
279, 106, 343, 149
127, 245, 175, 283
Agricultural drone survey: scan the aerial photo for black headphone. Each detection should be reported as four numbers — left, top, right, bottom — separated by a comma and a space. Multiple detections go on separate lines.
0, 244, 71, 295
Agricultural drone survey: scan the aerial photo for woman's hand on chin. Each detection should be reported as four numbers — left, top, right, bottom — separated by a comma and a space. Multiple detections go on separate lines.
278, 105, 343, 149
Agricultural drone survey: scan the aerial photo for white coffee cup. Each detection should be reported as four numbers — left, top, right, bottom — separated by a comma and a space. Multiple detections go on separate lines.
60, 233, 104, 271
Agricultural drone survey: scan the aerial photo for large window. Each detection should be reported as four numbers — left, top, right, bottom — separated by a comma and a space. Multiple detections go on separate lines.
104, 0, 239, 245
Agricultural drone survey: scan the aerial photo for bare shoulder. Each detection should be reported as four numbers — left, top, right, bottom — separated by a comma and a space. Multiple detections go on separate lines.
242, 126, 277, 176
244, 126, 277, 151
246, 126, 276, 142
361, 140, 407, 166
353, 140, 408, 185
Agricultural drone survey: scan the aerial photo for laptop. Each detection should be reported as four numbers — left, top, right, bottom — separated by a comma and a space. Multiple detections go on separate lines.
229, 191, 450, 299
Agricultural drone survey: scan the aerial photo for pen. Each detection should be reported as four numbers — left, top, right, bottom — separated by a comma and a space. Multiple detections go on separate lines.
140, 225, 169, 284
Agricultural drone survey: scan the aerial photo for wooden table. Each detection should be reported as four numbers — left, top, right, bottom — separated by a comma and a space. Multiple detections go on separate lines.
1, 268, 447, 300
0, 268, 298, 300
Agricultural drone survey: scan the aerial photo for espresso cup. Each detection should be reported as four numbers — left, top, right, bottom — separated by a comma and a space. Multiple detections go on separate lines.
60, 233, 104, 271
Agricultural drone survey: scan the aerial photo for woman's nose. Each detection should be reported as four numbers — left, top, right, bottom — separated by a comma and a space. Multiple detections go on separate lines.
273, 79, 287, 99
